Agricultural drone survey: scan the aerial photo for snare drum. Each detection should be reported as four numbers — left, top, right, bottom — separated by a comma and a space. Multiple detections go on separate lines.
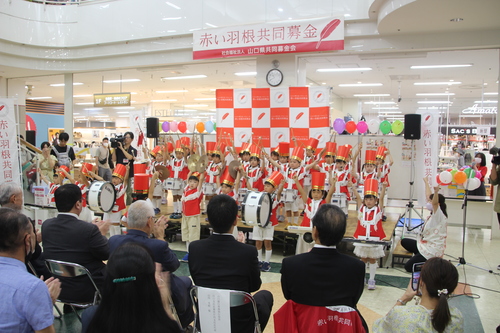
241, 191, 272, 228
331, 193, 348, 215
282, 189, 297, 203
238, 188, 248, 202
165, 178, 183, 190
88, 181, 116, 213
202, 183, 216, 195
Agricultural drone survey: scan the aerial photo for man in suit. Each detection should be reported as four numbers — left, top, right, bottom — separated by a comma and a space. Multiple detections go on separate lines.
42, 184, 110, 303
280, 204, 367, 328
108, 199, 194, 329
189, 194, 273, 333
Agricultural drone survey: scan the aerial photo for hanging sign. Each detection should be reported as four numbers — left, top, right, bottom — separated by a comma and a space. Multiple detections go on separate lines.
193, 17, 344, 60
462, 104, 497, 114
94, 93, 131, 107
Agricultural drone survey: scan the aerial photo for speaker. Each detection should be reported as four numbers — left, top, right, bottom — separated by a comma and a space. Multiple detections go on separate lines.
26, 130, 36, 146
404, 114, 421, 140
146, 117, 159, 138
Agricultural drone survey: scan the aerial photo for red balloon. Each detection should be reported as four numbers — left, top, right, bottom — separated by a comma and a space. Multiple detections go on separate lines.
178, 121, 187, 133
345, 121, 357, 134
436, 174, 445, 186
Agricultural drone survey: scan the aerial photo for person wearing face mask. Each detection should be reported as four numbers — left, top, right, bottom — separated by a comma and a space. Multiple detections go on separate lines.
468, 152, 487, 196
401, 178, 448, 273
95, 137, 112, 182
0, 207, 61, 333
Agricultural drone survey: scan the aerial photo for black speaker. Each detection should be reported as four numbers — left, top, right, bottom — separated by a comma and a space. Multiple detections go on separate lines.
146, 117, 159, 138
26, 130, 36, 146
404, 114, 421, 140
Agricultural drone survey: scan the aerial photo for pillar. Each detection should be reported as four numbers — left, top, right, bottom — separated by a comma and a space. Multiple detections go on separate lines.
64, 73, 74, 144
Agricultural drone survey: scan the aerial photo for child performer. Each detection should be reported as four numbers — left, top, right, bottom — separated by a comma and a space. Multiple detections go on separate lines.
146, 145, 167, 214
38, 166, 67, 205
277, 142, 290, 170
314, 141, 336, 191
216, 167, 244, 241
252, 171, 285, 272
105, 164, 130, 236
62, 163, 95, 223
294, 172, 335, 254
331, 145, 354, 215
375, 145, 394, 221
351, 178, 387, 290
203, 142, 224, 214
180, 171, 205, 262
166, 140, 189, 219
352, 145, 378, 186
302, 138, 320, 196
240, 145, 264, 192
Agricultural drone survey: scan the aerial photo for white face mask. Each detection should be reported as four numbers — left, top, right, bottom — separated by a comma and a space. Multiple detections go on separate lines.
474, 157, 481, 164
425, 202, 433, 212
103, 142, 109, 147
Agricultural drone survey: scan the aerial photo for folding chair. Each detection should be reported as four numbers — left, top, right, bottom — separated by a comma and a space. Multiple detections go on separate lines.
45, 259, 101, 322
190, 286, 261, 333
27, 261, 63, 319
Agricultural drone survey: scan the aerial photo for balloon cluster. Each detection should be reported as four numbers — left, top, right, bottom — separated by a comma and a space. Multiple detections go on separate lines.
437, 166, 482, 190
160, 120, 216, 134
332, 118, 404, 135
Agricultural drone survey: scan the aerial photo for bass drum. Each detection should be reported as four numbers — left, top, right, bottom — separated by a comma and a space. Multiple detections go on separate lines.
241, 191, 272, 228
88, 181, 116, 213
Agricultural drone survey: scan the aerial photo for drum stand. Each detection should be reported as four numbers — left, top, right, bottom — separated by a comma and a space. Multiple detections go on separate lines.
399, 140, 425, 236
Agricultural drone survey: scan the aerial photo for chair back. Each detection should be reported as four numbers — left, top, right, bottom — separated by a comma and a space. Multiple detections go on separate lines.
190, 286, 261, 333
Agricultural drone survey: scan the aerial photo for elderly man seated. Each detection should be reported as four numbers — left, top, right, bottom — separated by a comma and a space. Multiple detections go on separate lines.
108, 199, 194, 329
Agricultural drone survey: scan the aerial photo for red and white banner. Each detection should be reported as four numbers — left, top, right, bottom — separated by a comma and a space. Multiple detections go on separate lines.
193, 17, 344, 60
0, 98, 21, 184
416, 111, 439, 205
216, 87, 330, 153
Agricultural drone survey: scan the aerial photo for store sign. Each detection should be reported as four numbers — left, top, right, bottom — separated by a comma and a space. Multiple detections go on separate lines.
193, 17, 344, 60
462, 104, 497, 114
441, 126, 497, 135
94, 93, 131, 107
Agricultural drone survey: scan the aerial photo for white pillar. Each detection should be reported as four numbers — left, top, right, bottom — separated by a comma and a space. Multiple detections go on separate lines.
64, 73, 74, 144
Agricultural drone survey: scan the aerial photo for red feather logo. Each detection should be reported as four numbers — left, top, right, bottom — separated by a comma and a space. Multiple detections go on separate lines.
240, 134, 246, 140
294, 112, 305, 123
240, 95, 246, 101
257, 112, 266, 122
317, 134, 323, 140
277, 94, 283, 99
278, 134, 284, 140
425, 115, 431, 121
316, 93, 322, 99
316, 19, 341, 49
0, 105, 4, 111
222, 113, 230, 121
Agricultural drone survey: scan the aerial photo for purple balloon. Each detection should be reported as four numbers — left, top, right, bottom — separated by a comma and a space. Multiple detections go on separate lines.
162, 121, 170, 132
357, 121, 368, 134
333, 118, 346, 134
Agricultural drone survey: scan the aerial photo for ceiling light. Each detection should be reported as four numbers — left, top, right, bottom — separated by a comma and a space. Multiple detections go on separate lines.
209, 89, 216, 91
50, 83, 83, 87
205, 23, 217, 28
73, 94, 92, 98
414, 81, 461, 86
484, 92, 498, 95
377, 111, 401, 114
76, 102, 94, 105
151, 99, 178, 102
417, 101, 453, 104
165, 2, 181, 9
318, 67, 372, 73
234, 72, 257, 76
364, 101, 396, 105
184, 104, 208, 107
94, 115, 109, 118
102, 79, 140, 83
27, 97, 52, 100
339, 83, 383, 87
116, 112, 130, 114
474, 100, 498, 104
73, 113, 80, 115
162, 17, 182, 20
162, 75, 207, 80
118, 115, 130, 118
156, 90, 189, 93
354, 94, 390, 97
416, 93, 455, 96
410, 64, 472, 69
194, 98, 216, 101
278, 8, 283, 12
372, 107, 399, 110
418, 107, 446, 110
114, 107, 135, 109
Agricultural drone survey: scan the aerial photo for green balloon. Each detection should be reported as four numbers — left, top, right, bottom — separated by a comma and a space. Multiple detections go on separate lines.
380, 120, 392, 135
391, 120, 404, 135
213, 122, 216, 131
464, 168, 476, 178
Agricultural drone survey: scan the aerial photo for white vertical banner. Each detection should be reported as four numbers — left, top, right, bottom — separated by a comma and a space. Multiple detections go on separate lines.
0, 98, 21, 185
416, 112, 439, 205
129, 110, 145, 162
198, 287, 231, 333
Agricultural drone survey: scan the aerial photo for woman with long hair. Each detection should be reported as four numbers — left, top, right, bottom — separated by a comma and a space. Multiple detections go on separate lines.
469, 152, 488, 196
373, 257, 463, 332
82, 243, 181, 333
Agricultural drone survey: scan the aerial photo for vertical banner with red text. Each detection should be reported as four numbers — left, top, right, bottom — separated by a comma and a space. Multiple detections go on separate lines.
416, 111, 439, 205
0, 98, 21, 185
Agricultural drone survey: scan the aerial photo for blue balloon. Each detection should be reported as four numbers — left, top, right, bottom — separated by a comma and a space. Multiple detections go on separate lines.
205, 120, 214, 133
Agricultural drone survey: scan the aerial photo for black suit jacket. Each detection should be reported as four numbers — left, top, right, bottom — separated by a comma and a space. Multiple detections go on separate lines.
189, 234, 261, 332
281, 247, 365, 308
42, 213, 109, 302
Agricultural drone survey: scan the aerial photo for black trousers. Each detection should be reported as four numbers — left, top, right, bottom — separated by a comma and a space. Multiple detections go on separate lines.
401, 238, 427, 273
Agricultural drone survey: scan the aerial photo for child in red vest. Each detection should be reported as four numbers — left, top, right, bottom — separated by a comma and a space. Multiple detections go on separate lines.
180, 171, 205, 262
166, 140, 189, 219
105, 164, 130, 236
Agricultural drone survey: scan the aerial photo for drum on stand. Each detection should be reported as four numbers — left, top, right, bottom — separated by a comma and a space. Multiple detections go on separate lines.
88, 181, 116, 213
331, 193, 348, 215
202, 183, 216, 195
241, 191, 272, 228
238, 188, 248, 202
282, 189, 297, 203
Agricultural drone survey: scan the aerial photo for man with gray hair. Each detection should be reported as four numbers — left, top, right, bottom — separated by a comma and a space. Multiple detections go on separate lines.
108, 199, 194, 329
0, 182, 23, 210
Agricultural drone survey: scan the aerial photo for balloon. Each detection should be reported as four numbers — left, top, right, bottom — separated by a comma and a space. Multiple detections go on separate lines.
345, 121, 357, 134
196, 122, 205, 133
466, 177, 481, 191
213, 122, 216, 131
205, 120, 214, 133
436, 174, 446, 186
475, 171, 482, 179
439, 171, 453, 185
357, 121, 368, 134
186, 121, 196, 133
161, 121, 170, 132
380, 120, 392, 134
368, 119, 380, 134
391, 120, 404, 135
450, 169, 458, 180
170, 120, 178, 132
333, 118, 345, 134
464, 168, 476, 179
454, 171, 467, 184
178, 121, 187, 133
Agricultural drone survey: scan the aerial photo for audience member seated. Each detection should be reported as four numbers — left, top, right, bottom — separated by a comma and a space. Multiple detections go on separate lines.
0, 207, 61, 333
108, 199, 194, 329
82, 242, 181, 333
372, 257, 463, 333
189, 194, 274, 333
42, 184, 109, 305
0, 182, 51, 278
280, 204, 368, 330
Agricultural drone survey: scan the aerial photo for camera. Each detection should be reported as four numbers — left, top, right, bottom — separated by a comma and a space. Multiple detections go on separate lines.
110, 135, 124, 149
490, 147, 500, 164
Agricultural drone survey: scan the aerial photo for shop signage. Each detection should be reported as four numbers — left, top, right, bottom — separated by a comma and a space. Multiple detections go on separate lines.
441, 126, 496, 135
462, 104, 497, 114
94, 93, 131, 107
193, 17, 344, 60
